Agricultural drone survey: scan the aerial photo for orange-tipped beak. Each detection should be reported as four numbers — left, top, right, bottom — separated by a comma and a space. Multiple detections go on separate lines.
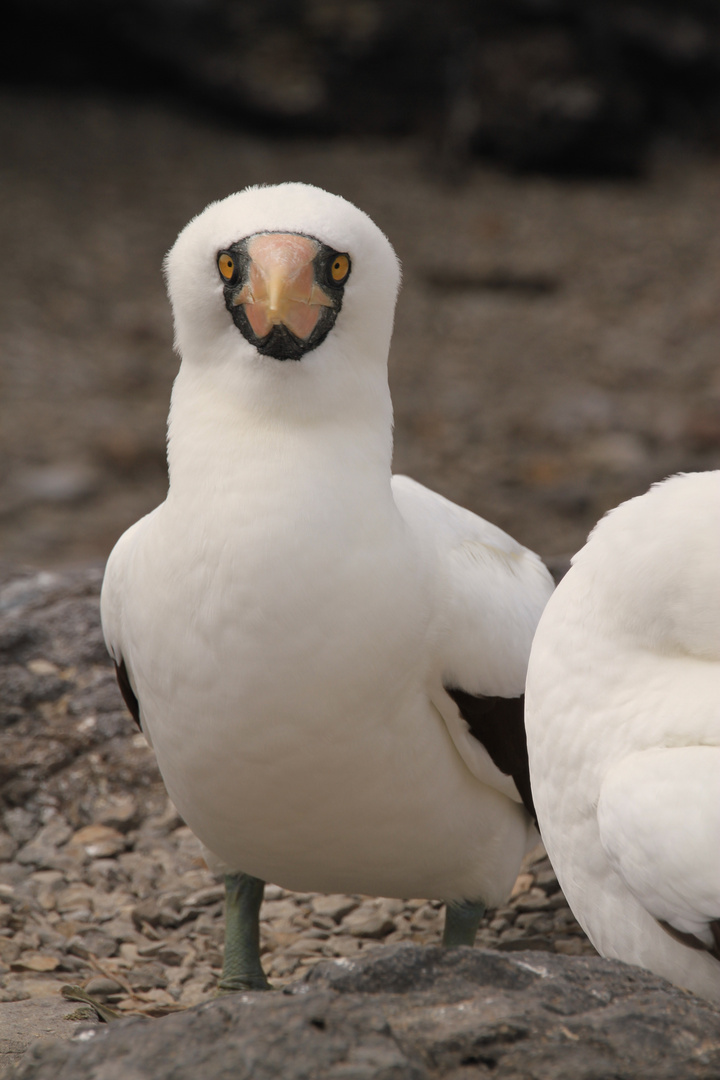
233, 233, 333, 341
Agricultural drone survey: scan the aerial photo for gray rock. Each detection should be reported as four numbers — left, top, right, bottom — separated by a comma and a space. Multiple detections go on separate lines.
0, 997, 81, 1078
8, 946, 720, 1080
16, 819, 72, 867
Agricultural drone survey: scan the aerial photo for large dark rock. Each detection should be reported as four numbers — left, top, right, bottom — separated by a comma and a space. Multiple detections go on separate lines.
10, 945, 720, 1079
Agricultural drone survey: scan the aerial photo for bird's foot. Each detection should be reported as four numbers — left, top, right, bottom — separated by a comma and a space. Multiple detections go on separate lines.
442, 897, 486, 947
217, 970, 271, 994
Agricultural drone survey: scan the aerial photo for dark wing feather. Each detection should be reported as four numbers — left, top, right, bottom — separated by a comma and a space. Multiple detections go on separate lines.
114, 657, 141, 731
445, 686, 536, 824
657, 918, 720, 963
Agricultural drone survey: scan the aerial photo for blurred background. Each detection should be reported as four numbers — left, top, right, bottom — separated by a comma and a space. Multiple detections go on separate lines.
2, 0, 720, 568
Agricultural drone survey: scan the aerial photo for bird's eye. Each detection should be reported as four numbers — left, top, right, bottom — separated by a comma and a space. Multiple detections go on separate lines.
327, 253, 351, 286
218, 251, 239, 284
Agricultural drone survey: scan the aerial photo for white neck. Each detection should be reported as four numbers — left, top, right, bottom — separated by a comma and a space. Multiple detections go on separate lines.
165, 349, 395, 509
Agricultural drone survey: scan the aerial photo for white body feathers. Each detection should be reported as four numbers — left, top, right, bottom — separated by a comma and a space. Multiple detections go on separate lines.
526, 471, 720, 1001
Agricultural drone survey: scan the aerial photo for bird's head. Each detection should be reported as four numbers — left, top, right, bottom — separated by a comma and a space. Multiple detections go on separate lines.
164, 183, 401, 384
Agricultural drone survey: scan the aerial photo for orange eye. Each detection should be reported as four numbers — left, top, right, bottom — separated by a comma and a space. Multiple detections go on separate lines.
218, 251, 237, 283
329, 253, 350, 285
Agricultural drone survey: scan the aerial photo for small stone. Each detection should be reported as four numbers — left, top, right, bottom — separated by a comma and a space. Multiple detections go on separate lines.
100, 918, 139, 944
342, 910, 395, 939
261, 898, 303, 922
84, 976, 123, 998
512, 888, 550, 912
499, 927, 526, 944
11, 952, 60, 972
510, 873, 534, 898
127, 963, 168, 991
92, 794, 139, 832
182, 885, 224, 908
66, 937, 91, 960
376, 899, 405, 918
16, 817, 73, 865
57, 955, 89, 972
311, 895, 360, 923
286, 937, 327, 957
26, 659, 60, 677
534, 869, 560, 891
3, 808, 38, 844
137, 941, 164, 958
410, 905, 442, 930
144, 800, 183, 834
263, 885, 284, 901
84, 859, 126, 888
79, 930, 118, 958
131, 898, 162, 933
118, 943, 140, 965
56, 884, 95, 914
0, 939, 22, 964
311, 914, 336, 932
157, 946, 188, 967
266, 954, 299, 978
36, 885, 57, 911
37, 925, 68, 950
0, 831, 18, 861
330, 936, 361, 957
68, 824, 126, 859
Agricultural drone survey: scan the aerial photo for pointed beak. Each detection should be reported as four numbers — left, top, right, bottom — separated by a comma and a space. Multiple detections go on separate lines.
233, 233, 333, 341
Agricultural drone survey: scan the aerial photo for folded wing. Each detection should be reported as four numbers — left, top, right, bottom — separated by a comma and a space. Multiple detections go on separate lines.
598, 745, 720, 955
391, 474, 554, 814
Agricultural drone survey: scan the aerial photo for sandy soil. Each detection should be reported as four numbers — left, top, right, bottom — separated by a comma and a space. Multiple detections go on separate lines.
1, 90, 720, 569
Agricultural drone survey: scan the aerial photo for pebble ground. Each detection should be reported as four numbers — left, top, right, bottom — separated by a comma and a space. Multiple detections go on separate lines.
0, 803, 595, 1018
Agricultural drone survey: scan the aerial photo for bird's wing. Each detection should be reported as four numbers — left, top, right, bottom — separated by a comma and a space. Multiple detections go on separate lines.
598, 746, 720, 955
391, 474, 554, 814
100, 514, 155, 743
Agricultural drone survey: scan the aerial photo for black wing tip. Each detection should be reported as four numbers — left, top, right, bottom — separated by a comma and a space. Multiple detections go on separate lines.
114, 657, 142, 731
445, 685, 537, 825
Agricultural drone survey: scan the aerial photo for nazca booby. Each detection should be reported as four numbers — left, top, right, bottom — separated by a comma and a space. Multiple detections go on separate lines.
101, 182, 554, 990
525, 471, 720, 1002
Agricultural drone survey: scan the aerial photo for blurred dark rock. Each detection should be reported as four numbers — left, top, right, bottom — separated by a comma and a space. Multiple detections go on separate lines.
5, 1, 720, 174
9, 944, 720, 1079
0, 566, 158, 815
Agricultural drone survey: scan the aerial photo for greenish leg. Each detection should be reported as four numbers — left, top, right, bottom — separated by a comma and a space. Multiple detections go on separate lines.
218, 872, 271, 992
442, 898, 486, 947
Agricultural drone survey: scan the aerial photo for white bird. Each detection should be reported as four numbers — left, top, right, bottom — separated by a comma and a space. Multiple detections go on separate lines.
101, 182, 554, 990
525, 471, 720, 1002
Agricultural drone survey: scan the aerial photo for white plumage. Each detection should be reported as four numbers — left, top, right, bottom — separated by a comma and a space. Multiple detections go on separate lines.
101, 183, 553, 930
525, 471, 720, 1002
